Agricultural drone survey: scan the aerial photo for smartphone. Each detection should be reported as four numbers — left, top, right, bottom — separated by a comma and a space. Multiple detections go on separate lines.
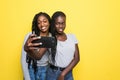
32, 36, 56, 48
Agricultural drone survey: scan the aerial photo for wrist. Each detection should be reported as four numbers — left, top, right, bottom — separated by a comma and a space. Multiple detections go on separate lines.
60, 72, 66, 77
33, 49, 39, 54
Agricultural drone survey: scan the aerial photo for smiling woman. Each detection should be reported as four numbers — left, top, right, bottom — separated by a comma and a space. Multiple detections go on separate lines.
21, 12, 52, 80
46, 11, 80, 80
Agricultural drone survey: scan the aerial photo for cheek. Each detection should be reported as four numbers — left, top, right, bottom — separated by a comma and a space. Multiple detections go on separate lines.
55, 25, 59, 28
55, 26, 59, 30
37, 25, 41, 29
55, 27, 58, 30
46, 25, 50, 30
37, 24, 40, 27
63, 26, 66, 29
45, 23, 50, 27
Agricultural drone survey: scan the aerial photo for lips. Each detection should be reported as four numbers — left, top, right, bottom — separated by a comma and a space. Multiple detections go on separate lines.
57, 28, 63, 32
41, 27, 46, 30
59, 29, 63, 31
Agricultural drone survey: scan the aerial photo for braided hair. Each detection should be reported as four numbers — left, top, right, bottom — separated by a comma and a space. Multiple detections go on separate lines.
50, 11, 66, 63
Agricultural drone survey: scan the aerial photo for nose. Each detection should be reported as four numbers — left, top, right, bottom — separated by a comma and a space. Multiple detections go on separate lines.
59, 24, 62, 28
41, 22, 44, 27
59, 23, 64, 28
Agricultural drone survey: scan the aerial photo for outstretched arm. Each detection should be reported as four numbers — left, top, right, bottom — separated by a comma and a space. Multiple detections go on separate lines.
24, 34, 47, 60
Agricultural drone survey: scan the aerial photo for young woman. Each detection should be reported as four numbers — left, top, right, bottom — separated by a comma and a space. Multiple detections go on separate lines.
21, 12, 52, 80
46, 11, 80, 80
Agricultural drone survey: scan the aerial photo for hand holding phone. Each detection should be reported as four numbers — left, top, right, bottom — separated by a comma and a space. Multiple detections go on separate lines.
32, 36, 56, 48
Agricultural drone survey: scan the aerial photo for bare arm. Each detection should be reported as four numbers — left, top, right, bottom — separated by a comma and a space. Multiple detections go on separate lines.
26, 48, 47, 60
58, 44, 80, 80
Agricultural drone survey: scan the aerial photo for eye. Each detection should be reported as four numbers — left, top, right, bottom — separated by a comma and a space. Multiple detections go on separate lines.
37, 22, 40, 24
62, 22, 65, 25
55, 22, 59, 25
55, 22, 65, 25
43, 21, 47, 23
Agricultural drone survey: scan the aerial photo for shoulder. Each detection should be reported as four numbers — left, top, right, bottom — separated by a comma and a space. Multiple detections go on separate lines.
67, 33, 76, 38
67, 33, 78, 43
24, 32, 32, 38
25, 32, 32, 36
23, 32, 32, 42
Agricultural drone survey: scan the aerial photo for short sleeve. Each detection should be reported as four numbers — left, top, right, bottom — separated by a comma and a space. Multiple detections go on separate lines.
70, 34, 78, 44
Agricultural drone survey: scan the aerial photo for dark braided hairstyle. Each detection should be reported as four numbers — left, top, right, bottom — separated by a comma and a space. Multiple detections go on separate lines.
32, 12, 51, 36
51, 11, 66, 63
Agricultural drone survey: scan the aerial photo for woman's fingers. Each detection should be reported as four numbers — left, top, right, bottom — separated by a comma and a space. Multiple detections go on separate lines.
30, 36, 41, 42
29, 34, 37, 38
26, 34, 42, 51
29, 42, 42, 47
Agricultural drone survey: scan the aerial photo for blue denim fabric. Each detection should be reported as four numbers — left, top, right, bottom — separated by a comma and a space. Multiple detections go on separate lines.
35, 66, 48, 80
29, 65, 35, 80
29, 65, 48, 80
46, 67, 74, 80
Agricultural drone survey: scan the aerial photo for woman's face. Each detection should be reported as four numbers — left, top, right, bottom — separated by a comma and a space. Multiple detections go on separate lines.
37, 15, 50, 33
55, 16, 66, 34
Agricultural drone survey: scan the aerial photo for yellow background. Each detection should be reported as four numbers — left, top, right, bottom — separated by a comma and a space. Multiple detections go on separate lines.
0, 0, 120, 80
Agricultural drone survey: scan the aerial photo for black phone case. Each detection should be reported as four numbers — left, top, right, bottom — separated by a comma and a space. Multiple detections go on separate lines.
32, 37, 56, 48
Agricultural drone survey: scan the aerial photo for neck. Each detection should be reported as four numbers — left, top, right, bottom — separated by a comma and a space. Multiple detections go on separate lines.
56, 32, 67, 41
56, 32, 65, 36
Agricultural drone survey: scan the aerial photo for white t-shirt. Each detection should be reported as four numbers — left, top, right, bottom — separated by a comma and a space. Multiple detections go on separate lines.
49, 34, 78, 68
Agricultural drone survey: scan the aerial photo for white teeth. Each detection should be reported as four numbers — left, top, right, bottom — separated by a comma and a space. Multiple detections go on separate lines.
59, 29, 63, 31
42, 27, 46, 30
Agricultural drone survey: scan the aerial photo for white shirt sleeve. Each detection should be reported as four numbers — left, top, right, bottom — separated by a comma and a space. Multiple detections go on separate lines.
21, 32, 31, 80
71, 34, 78, 44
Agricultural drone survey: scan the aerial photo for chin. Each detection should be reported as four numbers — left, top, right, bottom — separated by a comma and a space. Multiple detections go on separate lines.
41, 30, 47, 33
57, 32, 64, 35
